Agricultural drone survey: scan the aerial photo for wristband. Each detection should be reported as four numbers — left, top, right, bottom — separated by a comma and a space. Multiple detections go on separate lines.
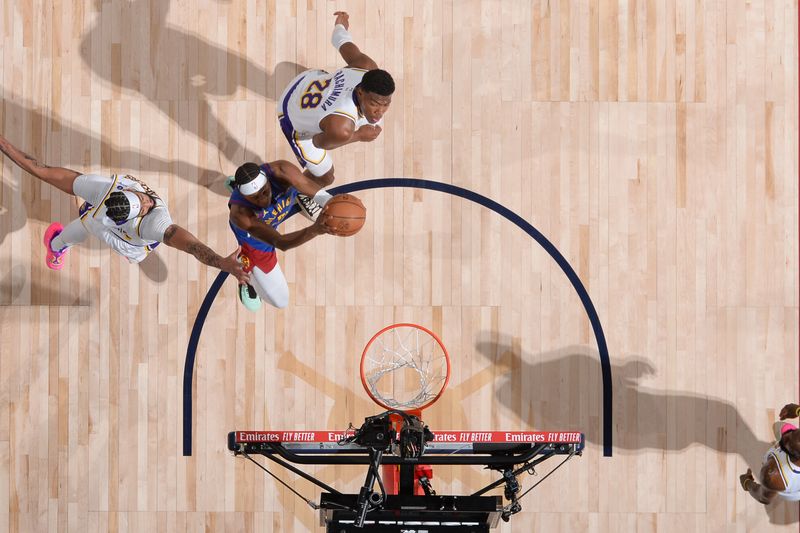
313, 189, 333, 207
331, 24, 353, 50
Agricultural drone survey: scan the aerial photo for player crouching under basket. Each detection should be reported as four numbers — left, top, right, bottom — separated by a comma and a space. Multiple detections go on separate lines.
228, 161, 366, 311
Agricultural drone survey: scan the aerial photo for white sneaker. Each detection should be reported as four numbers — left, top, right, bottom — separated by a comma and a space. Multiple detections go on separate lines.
296, 194, 323, 221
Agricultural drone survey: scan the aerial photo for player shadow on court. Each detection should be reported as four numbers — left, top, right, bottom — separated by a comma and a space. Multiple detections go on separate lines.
0, 176, 24, 247
475, 337, 798, 526
79, 0, 307, 191
273, 348, 508, 531
137, 252, 169, 283
0, 98, 200, 283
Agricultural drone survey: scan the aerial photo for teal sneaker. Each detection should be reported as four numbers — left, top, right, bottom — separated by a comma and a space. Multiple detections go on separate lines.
238, 283, 262, 312
224, 176, 236, 193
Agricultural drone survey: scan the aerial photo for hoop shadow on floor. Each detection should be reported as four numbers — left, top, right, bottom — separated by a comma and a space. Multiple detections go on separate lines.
79, 0, 306, 186
475, 335, 797, 525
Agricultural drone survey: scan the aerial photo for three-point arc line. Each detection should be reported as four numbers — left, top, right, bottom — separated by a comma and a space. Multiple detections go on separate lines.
182, 178, 613, 457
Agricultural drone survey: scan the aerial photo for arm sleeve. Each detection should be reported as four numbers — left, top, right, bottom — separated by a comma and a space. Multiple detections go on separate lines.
137, 208, 174, 242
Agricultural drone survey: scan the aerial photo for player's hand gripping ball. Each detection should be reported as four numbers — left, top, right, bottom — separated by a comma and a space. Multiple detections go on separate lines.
320, 194, 366, 236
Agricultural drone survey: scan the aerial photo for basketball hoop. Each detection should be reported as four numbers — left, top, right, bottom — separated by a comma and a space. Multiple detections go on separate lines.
360, 323, 451, 412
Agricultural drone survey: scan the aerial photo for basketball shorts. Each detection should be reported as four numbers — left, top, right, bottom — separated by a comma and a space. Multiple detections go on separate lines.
278, 115, 333, 178
238, 243, 278, 274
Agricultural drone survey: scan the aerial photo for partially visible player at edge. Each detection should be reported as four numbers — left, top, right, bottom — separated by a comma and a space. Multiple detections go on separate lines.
276, 10, 394, 220
0, 133, 248, 283
740, 402, 800, 504
228, 160, 338, 311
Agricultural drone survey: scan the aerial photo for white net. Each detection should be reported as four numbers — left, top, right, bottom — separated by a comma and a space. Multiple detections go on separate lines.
361, 325, 450, 411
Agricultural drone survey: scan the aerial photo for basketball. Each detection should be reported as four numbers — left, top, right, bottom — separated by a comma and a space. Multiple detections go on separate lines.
321, 194, 366, 236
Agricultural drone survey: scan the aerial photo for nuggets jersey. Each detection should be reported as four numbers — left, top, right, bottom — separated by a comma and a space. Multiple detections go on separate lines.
280, 67, 379, 140
75, 173, 173, 262
228, 164, 299, 253
763, 443, 800, 501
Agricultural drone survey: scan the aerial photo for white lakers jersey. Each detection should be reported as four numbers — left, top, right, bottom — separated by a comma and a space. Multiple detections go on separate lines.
280, 67, 380, 140
763, 444, 800, 501
74, 173, 173, 261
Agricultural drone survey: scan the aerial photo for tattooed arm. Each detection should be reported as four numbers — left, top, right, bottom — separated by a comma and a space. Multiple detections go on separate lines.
162, 224, 250, 284
0, 134, 80, 195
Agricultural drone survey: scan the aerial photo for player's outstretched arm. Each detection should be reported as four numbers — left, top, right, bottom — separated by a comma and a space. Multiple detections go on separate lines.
270, 160, 333, 208
269, 160, 326, 197
331, 11, 378, 70
229, 205, 331, 252
0, 134, 81, 195
162, 224, 250, 283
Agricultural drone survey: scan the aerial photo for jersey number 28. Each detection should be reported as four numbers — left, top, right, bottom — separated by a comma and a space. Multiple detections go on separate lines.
300, 79, 331, 109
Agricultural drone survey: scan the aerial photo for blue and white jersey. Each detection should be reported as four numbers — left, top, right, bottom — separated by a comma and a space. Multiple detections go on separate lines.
227, 164, 299, 252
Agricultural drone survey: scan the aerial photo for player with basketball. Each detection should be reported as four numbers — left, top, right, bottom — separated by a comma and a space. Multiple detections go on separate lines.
276, 10, 394, 220
0, 133, 249, 283
740, 402, 800, 503
228, 160, 364, 310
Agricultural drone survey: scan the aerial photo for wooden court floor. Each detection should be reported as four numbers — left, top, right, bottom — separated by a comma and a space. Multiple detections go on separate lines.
0, 0, 798, 531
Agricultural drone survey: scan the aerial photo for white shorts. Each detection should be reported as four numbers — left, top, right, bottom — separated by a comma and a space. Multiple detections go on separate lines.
80, 215, 158, 264
278, 114, 333, 177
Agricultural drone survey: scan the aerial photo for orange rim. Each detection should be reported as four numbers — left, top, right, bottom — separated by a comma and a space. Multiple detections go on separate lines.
360, 323, 451, 412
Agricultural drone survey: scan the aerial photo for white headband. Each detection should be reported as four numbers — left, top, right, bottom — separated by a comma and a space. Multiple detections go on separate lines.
102, 190, 143, 227
238, 171, 268, 196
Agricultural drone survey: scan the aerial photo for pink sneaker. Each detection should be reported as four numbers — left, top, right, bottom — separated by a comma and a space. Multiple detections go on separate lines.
43, 223, 68, 270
